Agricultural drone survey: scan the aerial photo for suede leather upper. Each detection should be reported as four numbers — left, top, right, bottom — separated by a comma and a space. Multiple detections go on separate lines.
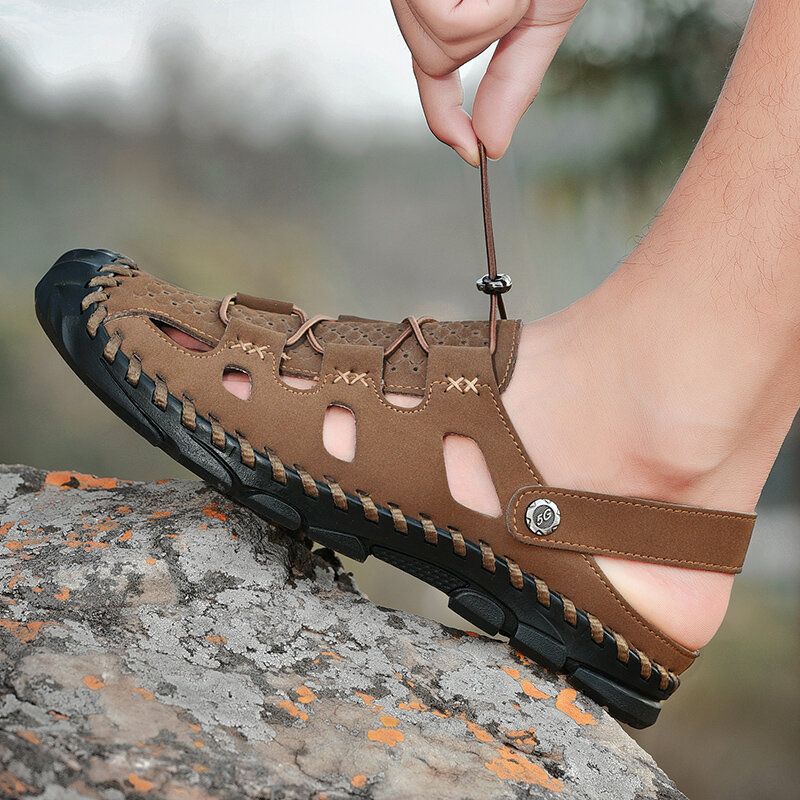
98, 263, 756, 675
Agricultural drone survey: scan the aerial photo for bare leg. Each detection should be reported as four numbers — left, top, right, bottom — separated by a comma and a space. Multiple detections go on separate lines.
503, 0, 800, 648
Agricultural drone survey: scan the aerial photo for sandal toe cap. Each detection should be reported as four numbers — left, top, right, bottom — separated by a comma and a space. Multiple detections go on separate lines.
35, 248, 126, 353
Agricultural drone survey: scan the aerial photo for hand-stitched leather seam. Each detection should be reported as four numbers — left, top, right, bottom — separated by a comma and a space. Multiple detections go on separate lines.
514, 541, 740, 572
496, 319, 520, 391
444, 376, 480, 394
515, 488, 753, 521
102, 331, 123, 363
106, 320, 506, 419
106, 310, 215, 347
581, 555, 696, 663
103, 314, 223, 361
282, 366, 318, 379
357, 491, 380, 523
333, 370, 370, 387
485, 385, 541, 483
510, 491, 748, 571
86, 265, 139, 328
230, 340, 271, 360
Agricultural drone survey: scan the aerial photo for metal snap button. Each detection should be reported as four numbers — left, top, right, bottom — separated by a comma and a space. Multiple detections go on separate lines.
524, 499, 561, 536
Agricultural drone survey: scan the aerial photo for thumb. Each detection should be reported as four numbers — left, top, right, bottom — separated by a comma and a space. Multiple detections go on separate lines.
472, 3, 583, 158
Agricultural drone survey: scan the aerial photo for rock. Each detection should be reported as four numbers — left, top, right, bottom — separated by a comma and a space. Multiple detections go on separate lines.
0, 465, 685, 800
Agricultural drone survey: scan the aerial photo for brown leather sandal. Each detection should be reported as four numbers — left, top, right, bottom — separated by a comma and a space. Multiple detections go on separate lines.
35, 149, 754, 728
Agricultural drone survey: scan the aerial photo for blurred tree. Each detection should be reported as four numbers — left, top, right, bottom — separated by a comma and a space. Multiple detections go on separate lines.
546, 0, 745, 180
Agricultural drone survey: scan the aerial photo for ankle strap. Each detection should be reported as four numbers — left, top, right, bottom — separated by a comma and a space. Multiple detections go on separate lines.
507, 486, 755, 574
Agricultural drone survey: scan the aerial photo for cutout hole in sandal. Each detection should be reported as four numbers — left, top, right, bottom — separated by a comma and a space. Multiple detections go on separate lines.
443, 434, 502, 517
323, 404, 356, 462
154, 321, 213, 352
280, 374, 318, 390
385, 392, 423, 409
223, 367, 252, 401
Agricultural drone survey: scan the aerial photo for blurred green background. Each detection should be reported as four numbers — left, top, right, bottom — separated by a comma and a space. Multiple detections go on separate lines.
1, 1, 797, 797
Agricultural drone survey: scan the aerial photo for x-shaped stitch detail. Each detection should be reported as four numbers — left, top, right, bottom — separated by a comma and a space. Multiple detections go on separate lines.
333, 370, 369, 387
445, 376, 479, 394
229, 340, 270, 360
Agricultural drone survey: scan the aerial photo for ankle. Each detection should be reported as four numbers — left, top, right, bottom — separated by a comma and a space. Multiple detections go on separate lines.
501, 291, 745, 651
509, 284, 763, 514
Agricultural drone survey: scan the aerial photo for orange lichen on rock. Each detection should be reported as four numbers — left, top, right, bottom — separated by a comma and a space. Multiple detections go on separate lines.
501, 666, 549, 700
127, 774, 154, 793
45, 471, 119, 491
12, 534, 51, 550
520, 678, 548, 700
367, 713, 404, 747
367, 727, 404, 747
144, 557, 157, 565
64, 528, 110, 551
463, 718, 493, 744
78, 540, 109, 551
295, 685, 317, 704
485, 747, 563, 792
205, 634, 226, 645
350, 774, 368, 789
0, 619, 47, 643
506, 728, 538, 746
0, 522, 14, 538
16, 730, 41, 745
398, 698, 427, 712
354, 692, 375, 706
118, 529, 133, 543
82, 675, 105, 691
132, 687, 155, 701
202, 506, 227, 522
149, 510, 172, 520
555, 689, 597, 726
319, 650, 341, 661
0, 769, 33, 797
278, 700, 309, 722
54, 587, 70, 602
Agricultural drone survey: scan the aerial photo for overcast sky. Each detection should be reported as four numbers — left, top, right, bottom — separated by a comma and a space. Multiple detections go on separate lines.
0, 1, 491, 126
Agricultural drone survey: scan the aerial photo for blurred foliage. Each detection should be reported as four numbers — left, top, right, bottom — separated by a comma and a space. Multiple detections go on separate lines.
549, 0, 745, 179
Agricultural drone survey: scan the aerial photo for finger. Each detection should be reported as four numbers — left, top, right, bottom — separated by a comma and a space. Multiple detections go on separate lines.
413, 58, 480, 166
472, 4, 583, 158
394, 0, 529, 77
391, 0, 459, 78
409, 0, 530, 46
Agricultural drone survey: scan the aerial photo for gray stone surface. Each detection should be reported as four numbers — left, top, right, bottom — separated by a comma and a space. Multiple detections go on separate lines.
0, 465, 685, 800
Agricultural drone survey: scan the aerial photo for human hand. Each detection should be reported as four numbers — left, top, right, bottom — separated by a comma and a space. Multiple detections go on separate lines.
391, 0, 586, 164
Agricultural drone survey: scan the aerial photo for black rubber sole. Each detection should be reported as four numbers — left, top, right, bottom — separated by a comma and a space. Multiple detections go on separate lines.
35, 249, 677, 729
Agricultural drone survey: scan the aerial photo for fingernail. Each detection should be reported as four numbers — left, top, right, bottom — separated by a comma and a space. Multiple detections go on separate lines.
454, 145, 480, 168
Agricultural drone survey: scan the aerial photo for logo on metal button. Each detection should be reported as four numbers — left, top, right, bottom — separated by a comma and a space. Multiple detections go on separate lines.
524, 499, 561, 536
